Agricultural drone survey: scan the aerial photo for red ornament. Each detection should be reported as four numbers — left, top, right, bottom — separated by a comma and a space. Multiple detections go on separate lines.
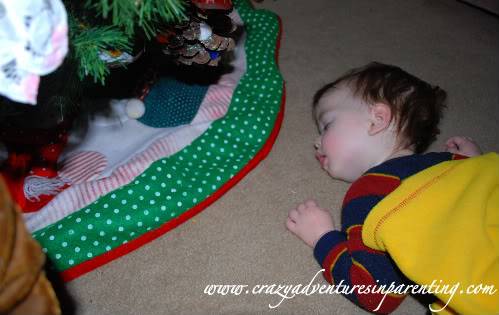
191, 0, 232, 10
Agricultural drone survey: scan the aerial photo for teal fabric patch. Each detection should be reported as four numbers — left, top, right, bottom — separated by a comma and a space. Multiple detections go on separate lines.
138, 77, 209, 128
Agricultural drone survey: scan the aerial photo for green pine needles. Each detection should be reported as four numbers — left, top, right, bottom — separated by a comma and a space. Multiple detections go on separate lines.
70, 21, 131, 84
87, 0, 187, 38
68, 0, 187, 84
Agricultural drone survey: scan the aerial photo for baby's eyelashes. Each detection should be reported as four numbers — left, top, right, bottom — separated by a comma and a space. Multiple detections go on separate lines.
320, 121, 333, 134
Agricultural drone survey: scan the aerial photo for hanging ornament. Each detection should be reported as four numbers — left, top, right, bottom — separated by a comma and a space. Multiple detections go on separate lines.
98, 49, 144, 68
191, 0, 233, 10
98, 37, 145, 69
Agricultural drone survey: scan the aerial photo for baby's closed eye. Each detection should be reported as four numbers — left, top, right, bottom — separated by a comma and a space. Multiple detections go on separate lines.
321, 121, 334, 133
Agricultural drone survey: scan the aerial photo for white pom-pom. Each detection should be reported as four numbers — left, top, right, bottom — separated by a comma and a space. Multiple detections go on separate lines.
199, 22, 213, 41
125, 98, 145, 119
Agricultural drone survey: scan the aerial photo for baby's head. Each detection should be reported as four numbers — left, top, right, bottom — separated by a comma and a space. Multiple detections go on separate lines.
313, 62, 447, 182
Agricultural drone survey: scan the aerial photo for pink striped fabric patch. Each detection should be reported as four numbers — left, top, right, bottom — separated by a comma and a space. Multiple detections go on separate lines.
58, 151, 108, 184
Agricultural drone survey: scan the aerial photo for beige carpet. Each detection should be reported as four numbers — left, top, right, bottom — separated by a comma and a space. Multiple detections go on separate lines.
62, 1, 499, 314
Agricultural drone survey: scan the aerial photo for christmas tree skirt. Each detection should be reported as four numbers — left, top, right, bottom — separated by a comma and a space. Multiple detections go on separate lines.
28, 0, 284, 282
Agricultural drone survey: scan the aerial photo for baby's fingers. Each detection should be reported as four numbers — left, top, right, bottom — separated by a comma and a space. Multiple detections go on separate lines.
445, 139, 456, 148
445, 137, 465, 152
288, 209, 299, 222
297, 203, 307, 212
445, 143, 459, 154
305, 199, 317, 208
285, 217, 296, 231
446, 136, 473, 147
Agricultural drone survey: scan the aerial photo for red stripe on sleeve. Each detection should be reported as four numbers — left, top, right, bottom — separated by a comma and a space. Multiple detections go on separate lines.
349, 263, 405, 314
347, 225, 385, 254
342, 174, 401, 207
452, 153, 468, 160
321, 243, 348, 284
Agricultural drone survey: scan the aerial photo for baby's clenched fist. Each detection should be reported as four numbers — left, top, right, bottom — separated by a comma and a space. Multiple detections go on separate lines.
286, 199, 335, 248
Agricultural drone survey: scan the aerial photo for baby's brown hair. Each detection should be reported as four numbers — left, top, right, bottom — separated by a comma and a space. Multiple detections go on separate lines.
313, 62, 447, 153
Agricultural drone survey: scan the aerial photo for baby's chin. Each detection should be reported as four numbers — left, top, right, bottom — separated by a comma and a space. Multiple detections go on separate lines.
327, 167, 361, 183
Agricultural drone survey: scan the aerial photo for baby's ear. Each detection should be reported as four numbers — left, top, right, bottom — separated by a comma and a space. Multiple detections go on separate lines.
368, 102, 392, 136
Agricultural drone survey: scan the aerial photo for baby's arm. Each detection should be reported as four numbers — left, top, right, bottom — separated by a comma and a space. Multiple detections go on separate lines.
287, 200, 407, 314
444, 136, 482, 157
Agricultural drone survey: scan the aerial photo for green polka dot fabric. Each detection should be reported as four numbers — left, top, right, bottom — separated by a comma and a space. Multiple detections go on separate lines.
138, 77, 209, 128
32, 0, 284, 281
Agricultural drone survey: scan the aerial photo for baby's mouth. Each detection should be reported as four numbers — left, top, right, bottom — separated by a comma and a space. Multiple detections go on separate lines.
315, 153, 327, 167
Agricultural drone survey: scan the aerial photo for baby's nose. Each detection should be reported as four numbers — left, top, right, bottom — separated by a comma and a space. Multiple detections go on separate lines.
314, 137, 321, 150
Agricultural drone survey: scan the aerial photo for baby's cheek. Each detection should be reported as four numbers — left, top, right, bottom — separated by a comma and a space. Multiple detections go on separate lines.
322, 134, 340, 156
323, 135, 353, 169
333, 134, 363, 163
